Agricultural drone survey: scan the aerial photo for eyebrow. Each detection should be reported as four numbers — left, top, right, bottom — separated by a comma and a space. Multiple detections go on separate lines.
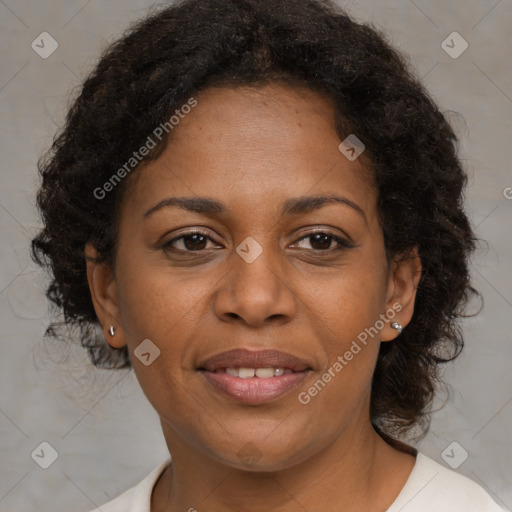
144, 194, 367, 223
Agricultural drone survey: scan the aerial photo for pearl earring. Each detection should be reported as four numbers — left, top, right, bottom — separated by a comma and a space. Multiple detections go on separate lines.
109, 325, 116, 337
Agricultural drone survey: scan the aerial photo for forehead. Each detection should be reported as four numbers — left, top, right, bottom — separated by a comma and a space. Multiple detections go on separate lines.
123, 84, 377, 220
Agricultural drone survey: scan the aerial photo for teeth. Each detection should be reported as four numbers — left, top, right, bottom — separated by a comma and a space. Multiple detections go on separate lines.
238, 368, 255, 379
255, 367, 274, 378
221, 367, 287, 378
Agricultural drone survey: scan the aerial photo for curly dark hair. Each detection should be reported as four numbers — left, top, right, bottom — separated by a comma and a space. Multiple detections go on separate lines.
32, 0, 479, 441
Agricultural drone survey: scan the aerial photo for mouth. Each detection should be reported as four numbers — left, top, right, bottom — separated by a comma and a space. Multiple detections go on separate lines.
197, 348, 313, 404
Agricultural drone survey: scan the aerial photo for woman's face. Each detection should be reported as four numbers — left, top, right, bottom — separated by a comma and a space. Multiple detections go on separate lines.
88, 84, 418, 471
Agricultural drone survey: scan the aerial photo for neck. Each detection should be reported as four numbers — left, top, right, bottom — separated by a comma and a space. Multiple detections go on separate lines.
151, 417, 415, 512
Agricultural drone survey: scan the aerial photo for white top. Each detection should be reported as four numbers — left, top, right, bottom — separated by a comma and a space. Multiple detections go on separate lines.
92, 452, 508, 512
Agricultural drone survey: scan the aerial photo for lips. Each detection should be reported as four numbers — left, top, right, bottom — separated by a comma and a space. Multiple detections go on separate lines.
197, 348, 311, 372
197, 348, 312, 404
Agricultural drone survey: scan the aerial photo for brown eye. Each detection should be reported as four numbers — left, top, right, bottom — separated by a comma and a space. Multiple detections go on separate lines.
308, 233, 334, 250
163, 231, 220, 252
293, 231, 353, 252
180, 234, 209, 251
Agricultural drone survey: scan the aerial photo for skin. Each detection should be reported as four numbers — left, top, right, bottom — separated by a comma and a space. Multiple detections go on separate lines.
86, 84, 422, 512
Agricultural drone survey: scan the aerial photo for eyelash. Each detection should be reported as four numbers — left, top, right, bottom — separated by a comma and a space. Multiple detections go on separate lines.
162, 229, 354, 254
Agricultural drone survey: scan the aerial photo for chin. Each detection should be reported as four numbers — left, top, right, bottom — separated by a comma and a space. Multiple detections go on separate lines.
208, 437, 317, 473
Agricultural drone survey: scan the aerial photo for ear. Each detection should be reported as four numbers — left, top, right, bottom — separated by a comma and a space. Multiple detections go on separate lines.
381, 246, 422, 342
85, 243, 126, 348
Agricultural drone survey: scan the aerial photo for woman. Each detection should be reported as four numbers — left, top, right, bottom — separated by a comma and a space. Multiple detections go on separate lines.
31, 0, 507, 510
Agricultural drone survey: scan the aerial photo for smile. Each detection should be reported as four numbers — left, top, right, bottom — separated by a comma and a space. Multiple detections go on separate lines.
197, 349, 312, 404
216, 367, 290, 378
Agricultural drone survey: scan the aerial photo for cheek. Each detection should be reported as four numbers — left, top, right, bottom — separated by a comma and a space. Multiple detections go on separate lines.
302, 248, 388, 401
300, 278, 385, 419
113, 255, 226, 392
114, 263, 205, 412
115, 257, 212, 344
311, 257, 388, 347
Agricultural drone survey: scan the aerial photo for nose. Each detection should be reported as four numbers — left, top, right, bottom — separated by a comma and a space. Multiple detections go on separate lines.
213, 239, 297, 328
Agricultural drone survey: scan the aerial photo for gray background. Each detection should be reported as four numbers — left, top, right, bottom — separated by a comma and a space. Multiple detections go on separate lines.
0, 0, 511, 510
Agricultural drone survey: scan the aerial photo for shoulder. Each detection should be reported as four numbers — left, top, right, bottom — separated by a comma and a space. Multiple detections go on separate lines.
387, 452, 508, 512
88, 460, 171, 512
